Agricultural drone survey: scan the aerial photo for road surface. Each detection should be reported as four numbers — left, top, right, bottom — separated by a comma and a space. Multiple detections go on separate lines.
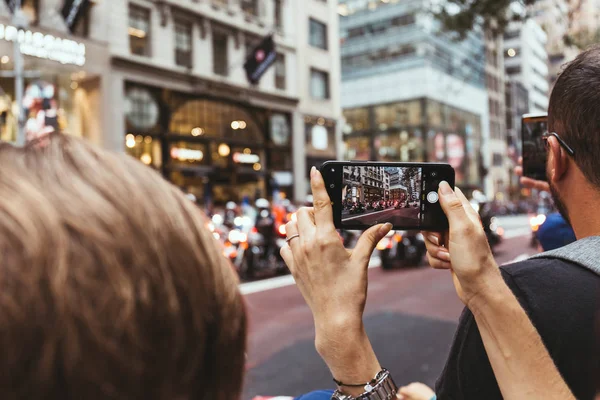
241, 216, 533, 399
343, 207, 421, 226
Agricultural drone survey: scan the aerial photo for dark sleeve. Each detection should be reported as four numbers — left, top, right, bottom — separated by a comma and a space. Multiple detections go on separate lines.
434, 271, 527, 400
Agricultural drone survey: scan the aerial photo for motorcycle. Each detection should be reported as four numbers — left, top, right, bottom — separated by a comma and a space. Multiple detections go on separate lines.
377, 230, 427, 269
350, 203, 365, 214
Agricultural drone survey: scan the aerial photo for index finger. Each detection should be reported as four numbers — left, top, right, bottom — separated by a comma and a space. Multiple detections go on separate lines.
309, 167, 336, 231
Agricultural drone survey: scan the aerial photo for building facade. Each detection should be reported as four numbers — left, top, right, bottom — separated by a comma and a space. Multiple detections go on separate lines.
505, 79, 529, 199
0, 0, 112, 146
484, 28, 508, 199
343, 165, 389, 203
503, 19, 549, 114
108, 0, 341, 205
339, 0, 489, 194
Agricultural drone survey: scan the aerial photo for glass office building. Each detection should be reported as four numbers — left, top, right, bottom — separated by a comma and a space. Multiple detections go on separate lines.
339, 0, 489, 189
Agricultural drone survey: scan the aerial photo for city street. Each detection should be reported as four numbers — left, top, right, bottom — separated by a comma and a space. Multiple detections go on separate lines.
343, 206, 421, 226
241, 216, 534, 399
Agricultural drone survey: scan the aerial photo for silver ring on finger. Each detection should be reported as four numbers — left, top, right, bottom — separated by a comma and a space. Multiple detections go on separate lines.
286, 234, 300, 244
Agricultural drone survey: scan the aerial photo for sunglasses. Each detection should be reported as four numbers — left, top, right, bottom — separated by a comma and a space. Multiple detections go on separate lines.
543, 132, 575, 157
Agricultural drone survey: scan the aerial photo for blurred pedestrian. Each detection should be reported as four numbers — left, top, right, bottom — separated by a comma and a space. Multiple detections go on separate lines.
536, 212, 577, 252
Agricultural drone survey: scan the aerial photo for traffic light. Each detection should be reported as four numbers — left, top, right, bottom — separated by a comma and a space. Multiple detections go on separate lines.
244, 35, 276, 85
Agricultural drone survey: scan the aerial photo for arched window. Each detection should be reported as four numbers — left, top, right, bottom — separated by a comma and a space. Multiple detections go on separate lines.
169, 99, 264, 144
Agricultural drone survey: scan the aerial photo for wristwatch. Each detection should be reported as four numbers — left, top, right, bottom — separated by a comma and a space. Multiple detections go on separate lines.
331, 369, 398, 400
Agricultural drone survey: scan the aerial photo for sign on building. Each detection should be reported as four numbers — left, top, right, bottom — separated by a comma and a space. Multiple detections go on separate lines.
62, 0, 91, 33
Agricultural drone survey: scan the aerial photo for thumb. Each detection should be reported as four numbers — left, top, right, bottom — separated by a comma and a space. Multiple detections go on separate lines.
438, 181, 469, 231
353, 223, 393, 264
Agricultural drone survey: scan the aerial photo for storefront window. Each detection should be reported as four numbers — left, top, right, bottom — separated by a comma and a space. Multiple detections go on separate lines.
125, 134, 162, 169
0, 72, 100, 144
374, 100, 421, 129
169, 141, 208, 167
231, 146, 264, 172
375, 130, 424, 162
169, 99, 264, 143
345, 136, 371, 160
427, 100, 442, 127
305, 122, 336, 158
269, 148, 292, 171
343, 107, 370, 133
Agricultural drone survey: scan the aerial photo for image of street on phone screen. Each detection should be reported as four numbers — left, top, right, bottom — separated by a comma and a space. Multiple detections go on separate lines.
341, 166, 422, 227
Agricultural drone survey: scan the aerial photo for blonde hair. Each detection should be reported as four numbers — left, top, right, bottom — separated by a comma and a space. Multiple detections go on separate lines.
0, 135, 246, 399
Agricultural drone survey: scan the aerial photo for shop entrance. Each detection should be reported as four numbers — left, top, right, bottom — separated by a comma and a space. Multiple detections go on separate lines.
124, 86, 294, 205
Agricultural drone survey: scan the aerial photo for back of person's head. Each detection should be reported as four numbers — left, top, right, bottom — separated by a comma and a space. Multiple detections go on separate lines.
536, 212, 577, 251
548, 44, 600, 189
0, 134, 246, 400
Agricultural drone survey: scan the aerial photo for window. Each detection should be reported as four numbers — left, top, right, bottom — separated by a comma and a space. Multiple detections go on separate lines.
275, 53, 286, 90
241, 0, 258, 17
174, 19, 193, 68
506, 65, 521, 75
493, 153, 504, 166
274, 0, 283, 31
129, 5, 151, 56
213, 30, 228, 76
309, 18, 328, 50
347, 26, 366, 38
504, 30, 520, 40
390, 14, 415, 27
310, 69, 329, 99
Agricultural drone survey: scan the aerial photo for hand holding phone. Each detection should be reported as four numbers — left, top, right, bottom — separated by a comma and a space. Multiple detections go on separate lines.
320, 161, 455, 231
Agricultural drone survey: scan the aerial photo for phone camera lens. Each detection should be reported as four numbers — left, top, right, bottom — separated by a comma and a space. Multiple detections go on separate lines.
331, 168, 336, 172
330, 184, 335, 189
431, 172, 438, 177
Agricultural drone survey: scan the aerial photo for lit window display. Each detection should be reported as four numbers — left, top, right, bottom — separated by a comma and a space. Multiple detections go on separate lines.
343, 98, 484, 187
123, 83, 294, 204
0, 73, 100, 143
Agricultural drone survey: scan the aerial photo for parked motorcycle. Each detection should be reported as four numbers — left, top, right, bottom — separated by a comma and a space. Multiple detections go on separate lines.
378, 230, 427, 269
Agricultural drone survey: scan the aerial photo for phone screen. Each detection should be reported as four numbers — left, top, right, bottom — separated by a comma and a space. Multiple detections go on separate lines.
522, 113, 548, 181
321, 162, 454, 231
342, 165, 422, 228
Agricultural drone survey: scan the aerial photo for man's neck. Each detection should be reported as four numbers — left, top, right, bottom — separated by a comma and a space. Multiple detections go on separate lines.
565, 180, 600, 239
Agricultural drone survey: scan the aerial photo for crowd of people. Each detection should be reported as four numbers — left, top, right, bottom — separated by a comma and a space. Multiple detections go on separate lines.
0, 46, 598, 400
342, 197, 414, 214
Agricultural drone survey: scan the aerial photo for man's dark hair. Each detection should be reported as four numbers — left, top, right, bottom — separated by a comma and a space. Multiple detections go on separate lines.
548, 44, 600, 188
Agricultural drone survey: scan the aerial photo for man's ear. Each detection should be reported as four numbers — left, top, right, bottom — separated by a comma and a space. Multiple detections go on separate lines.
547, 136, 570, 183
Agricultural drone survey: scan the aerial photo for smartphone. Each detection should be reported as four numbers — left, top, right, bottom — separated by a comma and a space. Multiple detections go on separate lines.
521, 113, 548, 181
320, 161, 455, 231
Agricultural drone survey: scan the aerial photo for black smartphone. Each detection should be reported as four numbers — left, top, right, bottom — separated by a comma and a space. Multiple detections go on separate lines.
320, 161, 455, 231
522, 113, 548, 181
